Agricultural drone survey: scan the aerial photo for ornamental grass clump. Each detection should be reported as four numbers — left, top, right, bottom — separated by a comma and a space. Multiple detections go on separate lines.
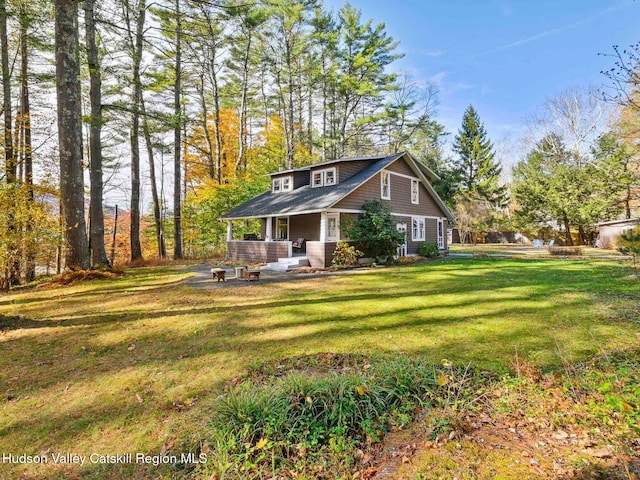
203, 357, 492, 479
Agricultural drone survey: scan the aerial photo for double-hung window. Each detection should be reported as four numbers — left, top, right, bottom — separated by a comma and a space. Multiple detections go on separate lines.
412, 216, 426, 241
411, 179, 419, 204
311, 167, 337, 187
437, 219, 444, 249
381, 171, 390, 199
272, 176, 293, 193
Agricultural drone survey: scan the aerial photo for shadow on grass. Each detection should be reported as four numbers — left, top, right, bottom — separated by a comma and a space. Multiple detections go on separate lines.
0, 258, 638, 479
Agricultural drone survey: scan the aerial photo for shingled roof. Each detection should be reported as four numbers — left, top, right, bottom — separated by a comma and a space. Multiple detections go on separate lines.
220, 152, 454, 222
221, 154, 403, 220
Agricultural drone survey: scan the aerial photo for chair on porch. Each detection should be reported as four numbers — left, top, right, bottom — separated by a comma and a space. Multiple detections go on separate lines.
292, 238, 305, 253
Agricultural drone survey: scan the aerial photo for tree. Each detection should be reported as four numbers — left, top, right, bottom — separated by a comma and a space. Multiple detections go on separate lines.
512, 134, 624, 245
333, 3, 401, 158
54, 0, 89, 270
84, 0, 110, 267
342, 200, 404, 259
452, 105, 506, 207
617, 226, 640, 278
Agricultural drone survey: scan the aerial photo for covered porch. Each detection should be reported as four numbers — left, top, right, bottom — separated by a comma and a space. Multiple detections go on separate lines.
224, 212, 342, 267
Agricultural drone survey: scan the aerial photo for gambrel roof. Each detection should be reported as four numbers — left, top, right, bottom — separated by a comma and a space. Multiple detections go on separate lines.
220, 152, 454, 222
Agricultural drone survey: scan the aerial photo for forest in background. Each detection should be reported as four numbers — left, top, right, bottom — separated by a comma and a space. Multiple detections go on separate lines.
0, 0, 639, 287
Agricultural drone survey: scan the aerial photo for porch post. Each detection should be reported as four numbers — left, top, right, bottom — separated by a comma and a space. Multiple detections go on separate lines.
226, 220, 233, 242
266, 216, 273, 241
319, 212, 327, 242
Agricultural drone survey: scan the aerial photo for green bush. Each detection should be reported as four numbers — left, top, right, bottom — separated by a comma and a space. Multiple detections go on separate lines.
331, 240, 363, 268
341, 200, 404, 259
418, 241, 440, 258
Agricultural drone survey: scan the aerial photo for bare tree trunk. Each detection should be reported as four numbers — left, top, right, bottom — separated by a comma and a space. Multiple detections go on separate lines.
173, 0, 183, 259
140, 94, 165, 258
110, 204, 118, 266
55, 0, 90, 270
128, 0, 145, 262
237, 36, 251, 169
84, 0, 110, 268
197, 74, 215, 179
1, 0, 20, 287
19, 7, 36, 281
563, 216, 573, 246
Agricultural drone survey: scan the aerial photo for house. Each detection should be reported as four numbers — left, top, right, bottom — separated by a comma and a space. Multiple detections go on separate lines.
597, 218, 640, 249
220, 152, 455, 268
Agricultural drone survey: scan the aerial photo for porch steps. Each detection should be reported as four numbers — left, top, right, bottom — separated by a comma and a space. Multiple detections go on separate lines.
262, 256, 310, 272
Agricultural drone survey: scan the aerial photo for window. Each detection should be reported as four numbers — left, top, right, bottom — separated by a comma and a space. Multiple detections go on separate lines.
311, 167, 337, 188
412, 216, 425, 241
324, 168, 336, 186
437, 219, 444, 249
381, 170, 390, 199
276, 217, 289, 240
272, 176, 293, 193
326, 213, 340, 241
312, 171, 323, 187
411, 179, 419, 204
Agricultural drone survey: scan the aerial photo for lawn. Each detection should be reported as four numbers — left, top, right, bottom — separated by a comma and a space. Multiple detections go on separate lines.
449, 243, 623, 257
0, 258, 638, 479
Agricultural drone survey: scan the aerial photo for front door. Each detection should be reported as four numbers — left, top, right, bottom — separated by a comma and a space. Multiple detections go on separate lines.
326, 213, 340, 242
396, 222, 407, 257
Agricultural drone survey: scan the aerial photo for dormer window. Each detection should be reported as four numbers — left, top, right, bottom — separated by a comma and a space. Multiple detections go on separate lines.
381, 170, 390, 199
272, 175, 293, 193
311, 167, 337, 188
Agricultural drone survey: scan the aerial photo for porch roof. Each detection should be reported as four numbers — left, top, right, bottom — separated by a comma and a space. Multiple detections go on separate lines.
221, 153, 404, 220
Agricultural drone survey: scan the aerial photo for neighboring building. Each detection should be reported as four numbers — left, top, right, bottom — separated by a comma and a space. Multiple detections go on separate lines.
220, 152, 455, 268
597, 218, 640, 248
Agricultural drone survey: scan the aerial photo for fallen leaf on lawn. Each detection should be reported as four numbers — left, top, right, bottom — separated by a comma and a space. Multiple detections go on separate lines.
136, 394, 143, 403
356, 385, 367, 396
255, 438, 268, 449
128, 344, 136, 351
159, 439, 176, 456
436, 373, 448, 386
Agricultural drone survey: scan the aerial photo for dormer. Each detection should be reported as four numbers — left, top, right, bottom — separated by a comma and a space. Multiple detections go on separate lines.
310, 166, 337, 188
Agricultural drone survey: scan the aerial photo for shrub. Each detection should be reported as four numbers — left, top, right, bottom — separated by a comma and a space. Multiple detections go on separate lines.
341, 200, 404, 259
418, 241, 440, 258
549, 246, 583, 256
331, 241, 363, 268
617, 226, 640, 276
204, 357, 491, 479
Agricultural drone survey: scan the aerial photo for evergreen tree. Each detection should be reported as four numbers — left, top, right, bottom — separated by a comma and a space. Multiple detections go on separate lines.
452, 105, 506, 206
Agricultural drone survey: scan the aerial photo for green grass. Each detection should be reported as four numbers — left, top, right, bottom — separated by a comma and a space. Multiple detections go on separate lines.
0, 259, 638, 478
449, 243, 623, 257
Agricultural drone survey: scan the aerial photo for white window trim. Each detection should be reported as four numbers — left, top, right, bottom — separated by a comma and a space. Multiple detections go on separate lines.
411, 179, 419, 204
311, 167, 337, 188
272, 176, 293, 193
326, 213, 340, 242
275, 216, 289, 240
381, 170, 390, 200
437, 218, 444, 249
411, 216, 426, 242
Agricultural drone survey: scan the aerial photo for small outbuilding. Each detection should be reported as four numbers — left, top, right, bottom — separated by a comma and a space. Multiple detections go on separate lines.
597, 218, 640, 248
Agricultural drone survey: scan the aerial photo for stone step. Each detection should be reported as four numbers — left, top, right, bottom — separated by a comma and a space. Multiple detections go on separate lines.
262, 257, 310, 272
277, 256, 308, 264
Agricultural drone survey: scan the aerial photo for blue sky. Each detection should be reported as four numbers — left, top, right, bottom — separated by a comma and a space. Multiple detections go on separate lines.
325, 0, 640, 154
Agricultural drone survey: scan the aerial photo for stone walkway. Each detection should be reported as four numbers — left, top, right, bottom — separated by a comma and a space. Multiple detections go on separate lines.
181, 263, 345, 289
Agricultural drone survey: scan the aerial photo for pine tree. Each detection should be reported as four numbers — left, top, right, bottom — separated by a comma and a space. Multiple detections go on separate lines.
452, 105, 506, 206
